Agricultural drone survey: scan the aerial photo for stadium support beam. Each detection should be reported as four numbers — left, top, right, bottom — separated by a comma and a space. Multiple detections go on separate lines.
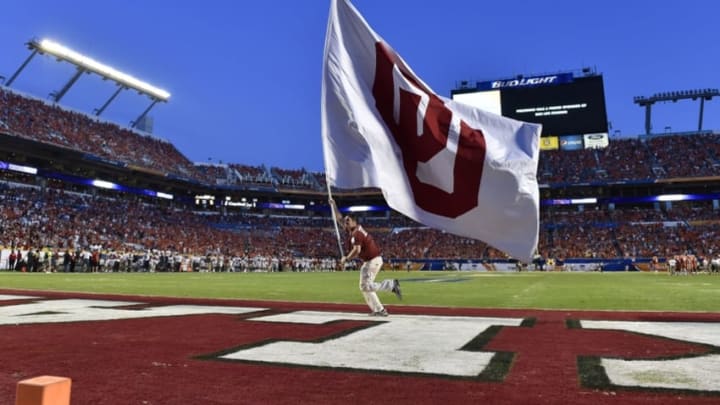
5, 48, 38, 87
634, 89, 719, 134
52, 67, 86, 103
131, 99, 159, 129
94, 85, 126, 116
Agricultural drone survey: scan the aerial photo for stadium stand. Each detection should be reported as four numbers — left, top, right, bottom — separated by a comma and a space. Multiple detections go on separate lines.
228, 163, 274, 185
596, 138, 655, 181
3, 84, 720, 270
312, 171, 327, 190
538, 132, 720, 184
193, 163, 231, 185
271, 167, 319, 189
2, 171, 719, 272
0, 87, 197, 180
539, 148, 599, 183
647, 133, 720, 178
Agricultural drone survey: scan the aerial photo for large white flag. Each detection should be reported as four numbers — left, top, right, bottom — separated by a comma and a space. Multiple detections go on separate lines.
321, 0, 542, 262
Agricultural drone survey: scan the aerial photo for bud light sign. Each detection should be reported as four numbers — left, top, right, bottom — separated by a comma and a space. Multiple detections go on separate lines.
476, 73, 573, 91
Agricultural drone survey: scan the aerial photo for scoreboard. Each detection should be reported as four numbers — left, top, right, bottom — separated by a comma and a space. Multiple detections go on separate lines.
451, 73, 609, 146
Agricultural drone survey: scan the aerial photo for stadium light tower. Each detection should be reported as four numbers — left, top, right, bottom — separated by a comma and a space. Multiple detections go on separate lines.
633, 89, 719, 134
5, 38, 170, 126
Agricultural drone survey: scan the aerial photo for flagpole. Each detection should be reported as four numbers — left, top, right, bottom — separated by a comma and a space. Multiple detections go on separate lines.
326, 181, 345, 260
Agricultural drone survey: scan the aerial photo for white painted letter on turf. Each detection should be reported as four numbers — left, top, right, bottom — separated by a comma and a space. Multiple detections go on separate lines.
581, 320, 720, 392
221, 311, 523, 377
0, 299, 264, 325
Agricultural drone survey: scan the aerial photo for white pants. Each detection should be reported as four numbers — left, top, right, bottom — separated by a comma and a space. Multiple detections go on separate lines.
359, 256, 393, 312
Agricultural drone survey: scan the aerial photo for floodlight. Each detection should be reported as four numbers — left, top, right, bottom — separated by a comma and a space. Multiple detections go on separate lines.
8, 163, 38, 175
91, 179, 119, 190
656, 194, 688, 202
35, 39, 170, 101
347, 205, 374, 212
570, 198, 597, 205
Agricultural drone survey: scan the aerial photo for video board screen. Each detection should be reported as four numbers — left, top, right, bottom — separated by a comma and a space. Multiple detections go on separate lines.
452, 74, 608, 137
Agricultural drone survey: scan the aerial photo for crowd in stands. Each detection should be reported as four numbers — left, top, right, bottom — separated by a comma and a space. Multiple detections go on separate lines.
0, 87, 196, 179
0, 183, 342, 272
537, 134, 720, 184
648, 133, 720, 178
227, 131, 720, 189
596, 138, 656, 181
193, 163, 231, 185
539, 148, 598, 183
3, 84, 720, 271
5, 85, 720, 191
540, 203, 720, 260
2, 177, 720, 273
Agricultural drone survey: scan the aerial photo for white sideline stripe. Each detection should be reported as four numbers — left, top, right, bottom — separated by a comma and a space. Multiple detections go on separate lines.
0, 294, 38, 300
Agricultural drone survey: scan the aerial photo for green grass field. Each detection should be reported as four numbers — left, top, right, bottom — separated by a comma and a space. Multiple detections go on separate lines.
1, 271, 719, 312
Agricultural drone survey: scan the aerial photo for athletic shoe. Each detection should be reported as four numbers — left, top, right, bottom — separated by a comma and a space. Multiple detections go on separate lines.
391, 279, 402, 300
369, 309, 388, 317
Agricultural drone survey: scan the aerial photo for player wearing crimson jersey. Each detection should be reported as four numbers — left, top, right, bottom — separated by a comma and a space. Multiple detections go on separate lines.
330, 198, 401, 316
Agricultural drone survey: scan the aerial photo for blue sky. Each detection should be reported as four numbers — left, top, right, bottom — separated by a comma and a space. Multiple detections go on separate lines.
1, 0, 718, 172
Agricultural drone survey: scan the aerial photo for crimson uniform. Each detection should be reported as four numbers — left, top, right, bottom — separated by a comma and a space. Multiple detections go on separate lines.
349, 225, 395, 314
350, 225, 380, 261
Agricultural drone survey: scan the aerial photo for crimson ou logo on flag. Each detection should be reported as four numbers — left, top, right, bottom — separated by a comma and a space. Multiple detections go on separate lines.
372, 42, 486, 219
